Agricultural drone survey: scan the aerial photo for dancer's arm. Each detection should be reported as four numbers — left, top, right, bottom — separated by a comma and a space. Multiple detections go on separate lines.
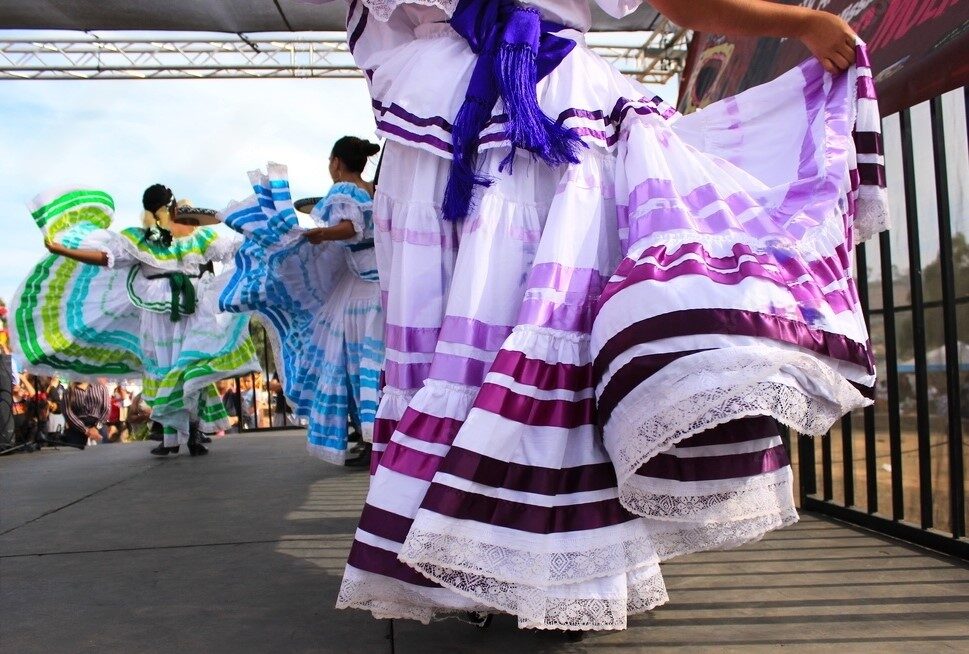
651, 0, 857, 73
44, 239, 109, 266
304, 221, 357, 245
18, 373, 36, 397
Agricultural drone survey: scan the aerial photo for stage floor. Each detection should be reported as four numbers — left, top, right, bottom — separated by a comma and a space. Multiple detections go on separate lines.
2, 431, 967, 653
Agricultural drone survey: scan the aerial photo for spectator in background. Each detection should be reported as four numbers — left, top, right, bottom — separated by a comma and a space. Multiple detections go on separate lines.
126, 391, 153, 441
0, 299, 10, 355
45, 376, 65, 438
239, 375, 255, 430
106, 384, 130, 442
254, 372, 270, 428
62, 380, 109, 449
11, 373, 37, 444
268, 374, 292, 428
217, 379, 240, 433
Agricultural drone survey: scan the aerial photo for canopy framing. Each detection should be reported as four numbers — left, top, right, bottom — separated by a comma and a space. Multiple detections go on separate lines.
0, 26, 689, 82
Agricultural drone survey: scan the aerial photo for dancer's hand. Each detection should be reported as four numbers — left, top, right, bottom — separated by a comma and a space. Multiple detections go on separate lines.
305, 228, 326, 245
44, 237, 63, 255
799, 11, 856, 73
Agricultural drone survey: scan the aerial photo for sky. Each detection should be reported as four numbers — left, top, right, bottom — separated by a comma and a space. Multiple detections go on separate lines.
0, 76, 378, 302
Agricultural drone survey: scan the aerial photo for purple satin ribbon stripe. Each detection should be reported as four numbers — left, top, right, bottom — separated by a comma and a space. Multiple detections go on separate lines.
852, 131, 883, 156
601, 249, 856, 316
439, 316, 513, 351
372, 417, 399, 447
379, 440, 444, 482
674, 415, 780, 448
421, 482, 636, 534
440, 446, 618, 496
396, 408, 466, 446
384, 324, 441, 353
488, 349, 593, 392
592, 307, 875, 384
599, 241, 858, 315
377, 121, 455, 154
473, 382, 595, 429
358, 503, 415, 543
858, 163, 887, 187
428, 352, 492, 387
526, 262, 608, 297
517, 296, 594, 333
635, 444, 790, 482
348, 541, 440, 587
597, 349, 706, 425
856, 76, 877, 100
346, 0, 368, 52
385, 360, 432, 391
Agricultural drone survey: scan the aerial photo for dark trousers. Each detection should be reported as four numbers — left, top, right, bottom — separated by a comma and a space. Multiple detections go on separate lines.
61, 425, 88, 449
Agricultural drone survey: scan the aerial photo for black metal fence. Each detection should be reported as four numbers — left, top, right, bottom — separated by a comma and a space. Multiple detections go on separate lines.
227, 319, 302, 433
796, 88, 969, 560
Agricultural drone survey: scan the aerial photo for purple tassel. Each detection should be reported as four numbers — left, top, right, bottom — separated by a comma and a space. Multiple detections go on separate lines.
496, 40, 585, 173
443, 95, 494, 221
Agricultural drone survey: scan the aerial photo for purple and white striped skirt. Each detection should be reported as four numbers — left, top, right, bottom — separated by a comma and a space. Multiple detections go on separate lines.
336, 47, 888, 631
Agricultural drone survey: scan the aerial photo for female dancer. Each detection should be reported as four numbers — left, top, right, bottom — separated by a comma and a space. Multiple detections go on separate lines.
13, 185, 259, 456
319, 0, 890, 631
220, 137, 385, 465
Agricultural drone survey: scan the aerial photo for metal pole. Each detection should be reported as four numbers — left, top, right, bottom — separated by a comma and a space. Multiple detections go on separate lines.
899, 108, 934, 529
930, 93, 965, 538
841, 414, 855, 507
878, 228, 904, 521
855, 243, 879, 514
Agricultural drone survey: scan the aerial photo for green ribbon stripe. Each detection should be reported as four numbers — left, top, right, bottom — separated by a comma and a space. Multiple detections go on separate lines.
16, 256, 140, 374
32, 190, 114, 229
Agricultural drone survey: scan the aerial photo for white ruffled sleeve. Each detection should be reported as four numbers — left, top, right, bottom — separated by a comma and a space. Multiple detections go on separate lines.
205, 232, 244, 263
593, 0, 645, 19
76, 229, 136, 269
327, 199, 370, 245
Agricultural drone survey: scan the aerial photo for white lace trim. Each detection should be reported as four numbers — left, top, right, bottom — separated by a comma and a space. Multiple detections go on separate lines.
401, 475, 796, 586
399, 496, 798, 630
512, 322, 590, 344
603, 346, 869, 488
405, 561, 668, 631
337, 567, 483, 624
853, 185, 890, 245
649, 508, 799, 561
361, 0, 458, 22
621, 470, 795, 523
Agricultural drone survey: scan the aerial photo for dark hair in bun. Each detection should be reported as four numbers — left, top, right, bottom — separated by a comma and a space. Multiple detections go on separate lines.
142, 184, 173, 212
331, 136, 380, 174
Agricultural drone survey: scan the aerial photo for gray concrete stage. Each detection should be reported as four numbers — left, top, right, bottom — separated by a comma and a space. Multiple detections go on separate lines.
2, 432, 967, 653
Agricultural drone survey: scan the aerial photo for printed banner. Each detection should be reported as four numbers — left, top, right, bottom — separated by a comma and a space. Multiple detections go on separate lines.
679, 0, 969, 115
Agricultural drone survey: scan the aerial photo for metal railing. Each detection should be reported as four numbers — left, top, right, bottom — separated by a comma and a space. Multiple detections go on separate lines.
226, 319, 302, 433
796, 88, 969, 560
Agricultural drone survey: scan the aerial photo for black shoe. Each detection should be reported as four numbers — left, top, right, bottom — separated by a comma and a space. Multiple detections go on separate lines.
150, 444, 179, 456
187, 425, 208, 456
198, 435, 212, 444
188, 441, 208, 457
344, 443, 372, 468
458, 612, 492, 628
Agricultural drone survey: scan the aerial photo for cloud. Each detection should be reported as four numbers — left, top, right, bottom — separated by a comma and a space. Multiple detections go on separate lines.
0, 77, 376, 302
